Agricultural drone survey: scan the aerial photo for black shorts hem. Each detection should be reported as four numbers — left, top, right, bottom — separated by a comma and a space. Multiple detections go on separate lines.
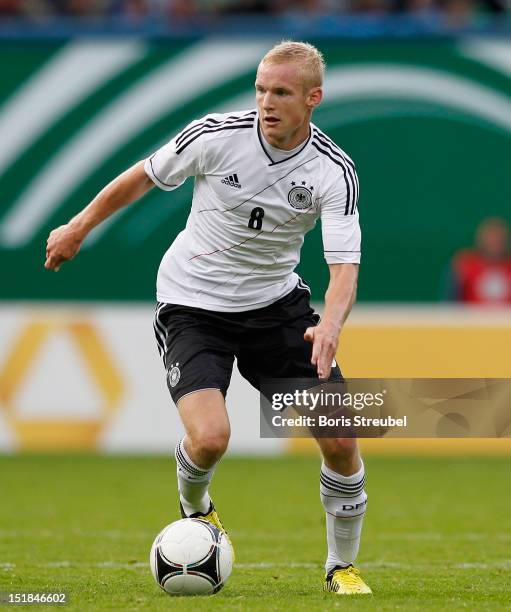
174, 386, 225, 405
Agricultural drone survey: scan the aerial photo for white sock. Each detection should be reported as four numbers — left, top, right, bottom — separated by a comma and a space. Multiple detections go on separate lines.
174, 439, 215, 516
320, 461, 367, 573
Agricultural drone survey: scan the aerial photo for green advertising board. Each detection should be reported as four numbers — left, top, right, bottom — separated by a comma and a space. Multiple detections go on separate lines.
0, 39, 510, 301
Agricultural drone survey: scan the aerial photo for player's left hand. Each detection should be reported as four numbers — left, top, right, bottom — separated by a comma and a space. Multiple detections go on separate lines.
304, 322, 339, 380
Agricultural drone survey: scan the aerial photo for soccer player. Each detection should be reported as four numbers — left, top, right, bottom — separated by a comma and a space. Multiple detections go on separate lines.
443, 217, 511, 304
45, 41, 371, 595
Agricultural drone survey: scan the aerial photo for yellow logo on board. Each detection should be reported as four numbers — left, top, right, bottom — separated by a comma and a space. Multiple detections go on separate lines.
0, 318, 124, 451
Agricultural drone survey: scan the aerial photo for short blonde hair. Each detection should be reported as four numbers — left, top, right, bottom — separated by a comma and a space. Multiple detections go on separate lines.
260, 41, 325, 90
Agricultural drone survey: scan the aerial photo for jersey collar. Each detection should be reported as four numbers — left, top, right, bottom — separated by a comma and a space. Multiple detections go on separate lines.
254, 113, 312, 167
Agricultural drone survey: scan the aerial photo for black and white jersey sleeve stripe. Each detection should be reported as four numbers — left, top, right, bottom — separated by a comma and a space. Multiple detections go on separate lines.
314, 127, 361, 265
175, 110, 256, 148
144, 110, 256, 191
312, 128, 359, 215
175, 111, 256, 155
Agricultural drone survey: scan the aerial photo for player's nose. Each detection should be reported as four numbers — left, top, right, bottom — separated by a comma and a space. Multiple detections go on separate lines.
262, 92, 275, 110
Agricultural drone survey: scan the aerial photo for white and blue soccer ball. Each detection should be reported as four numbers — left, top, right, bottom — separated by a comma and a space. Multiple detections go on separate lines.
150, 518, 233, 596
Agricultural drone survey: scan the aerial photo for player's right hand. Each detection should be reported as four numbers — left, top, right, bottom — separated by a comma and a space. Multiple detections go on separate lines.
44, 224, 84, 272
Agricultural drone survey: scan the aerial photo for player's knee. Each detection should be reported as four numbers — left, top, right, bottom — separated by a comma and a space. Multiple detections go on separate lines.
320, 437, 358, 463
188, 430, 230, 464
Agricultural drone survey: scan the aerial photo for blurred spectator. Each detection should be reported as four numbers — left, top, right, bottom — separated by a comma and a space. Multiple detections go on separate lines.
0, 0, 508, 22
0, 0, 23, 14
444, 218, 511, 304
60, 0, 106, 16
442, 0, 473, 22
220, 0, 273, 12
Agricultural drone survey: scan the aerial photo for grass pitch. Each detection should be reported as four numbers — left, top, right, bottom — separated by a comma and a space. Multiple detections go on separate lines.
0, 454, 510, 611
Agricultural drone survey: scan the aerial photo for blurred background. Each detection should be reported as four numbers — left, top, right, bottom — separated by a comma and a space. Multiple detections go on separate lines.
0, 4, 510, 456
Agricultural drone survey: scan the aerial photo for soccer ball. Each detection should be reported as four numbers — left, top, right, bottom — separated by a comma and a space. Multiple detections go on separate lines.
150, 518, 233, 596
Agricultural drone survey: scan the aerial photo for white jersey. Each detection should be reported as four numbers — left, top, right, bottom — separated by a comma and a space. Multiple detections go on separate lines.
144, 109, 361, 312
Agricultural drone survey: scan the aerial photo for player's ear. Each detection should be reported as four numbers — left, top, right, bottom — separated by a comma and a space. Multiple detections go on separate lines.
307, 87, 323, 109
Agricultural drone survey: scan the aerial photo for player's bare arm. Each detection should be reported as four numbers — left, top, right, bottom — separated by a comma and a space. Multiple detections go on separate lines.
304, 263, 358, 379
45, 160, 154, 271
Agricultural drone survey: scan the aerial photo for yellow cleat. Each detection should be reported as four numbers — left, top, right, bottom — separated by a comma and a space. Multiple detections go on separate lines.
323, 565, 372, 595
180, 501, 235, 561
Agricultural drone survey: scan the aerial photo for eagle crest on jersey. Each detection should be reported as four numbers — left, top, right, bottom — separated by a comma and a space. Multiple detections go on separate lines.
288, 183, 314, 210
144, 109, 361, 313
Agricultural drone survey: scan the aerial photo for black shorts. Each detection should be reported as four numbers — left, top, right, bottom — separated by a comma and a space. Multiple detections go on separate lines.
153, 282, 343, 404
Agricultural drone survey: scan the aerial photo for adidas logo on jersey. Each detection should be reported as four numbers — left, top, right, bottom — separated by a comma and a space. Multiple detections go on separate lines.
221, 173, 241, 189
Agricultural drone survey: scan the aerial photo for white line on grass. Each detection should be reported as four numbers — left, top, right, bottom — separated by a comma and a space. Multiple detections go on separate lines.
3, 561, 511, 571
0, 529, 154, 539
1, 530, 510, 541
